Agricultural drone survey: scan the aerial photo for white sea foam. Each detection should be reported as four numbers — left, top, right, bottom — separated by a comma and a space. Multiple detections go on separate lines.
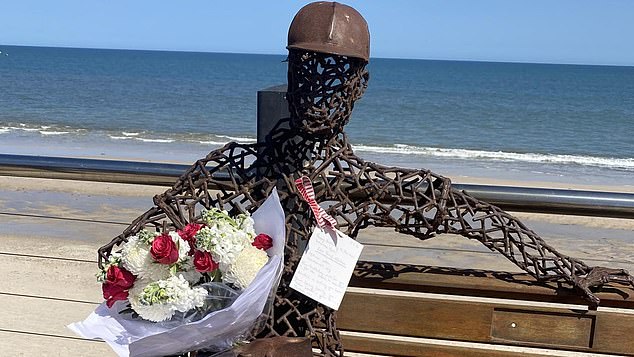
5, 124, 42, 132
216, 134, 256, 143
0, 128, 10, 134
122, 132, 140, 136
109, 135, 134, 140
4, 124, 86, 136
353, 144, 634, 170
39, 130, 70, 135
197, 140, 229, 146
135, 137, 175, 143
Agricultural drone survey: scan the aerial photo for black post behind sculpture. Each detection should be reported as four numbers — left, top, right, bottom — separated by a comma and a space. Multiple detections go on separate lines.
256, 85, 289, 144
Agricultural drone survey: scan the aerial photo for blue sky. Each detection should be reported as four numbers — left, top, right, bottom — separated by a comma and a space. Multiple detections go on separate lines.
1, 0, 633, 66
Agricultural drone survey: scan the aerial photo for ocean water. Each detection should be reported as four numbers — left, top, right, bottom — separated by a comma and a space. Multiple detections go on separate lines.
0, 45, 633, 186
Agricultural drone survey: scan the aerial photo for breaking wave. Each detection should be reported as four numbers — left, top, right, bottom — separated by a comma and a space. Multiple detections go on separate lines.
39, 130, 70, 135
134, 137, 175, 143
353, 143, 634, 171
216, 134, 256, 143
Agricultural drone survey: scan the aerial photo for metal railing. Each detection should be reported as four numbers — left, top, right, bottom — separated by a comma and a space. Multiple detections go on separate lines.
1, 153, 633, 219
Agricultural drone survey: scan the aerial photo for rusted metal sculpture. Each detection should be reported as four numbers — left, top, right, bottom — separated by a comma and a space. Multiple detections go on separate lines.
98, 2, 634, 356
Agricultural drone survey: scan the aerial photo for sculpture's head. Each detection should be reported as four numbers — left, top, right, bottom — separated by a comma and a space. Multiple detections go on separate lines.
286, 1, 370, 136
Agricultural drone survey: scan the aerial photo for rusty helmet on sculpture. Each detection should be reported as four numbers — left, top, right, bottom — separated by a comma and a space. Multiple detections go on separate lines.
287, 1, 370, 62
286, 2, 370, 135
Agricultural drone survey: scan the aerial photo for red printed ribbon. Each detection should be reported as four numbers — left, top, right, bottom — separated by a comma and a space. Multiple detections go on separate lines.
294, 176, 337, 229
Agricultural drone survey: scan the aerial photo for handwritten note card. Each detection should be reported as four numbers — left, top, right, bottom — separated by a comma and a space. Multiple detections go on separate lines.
290, 227, 364, 310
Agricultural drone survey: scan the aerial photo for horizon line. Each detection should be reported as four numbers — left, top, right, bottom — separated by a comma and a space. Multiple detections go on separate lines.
2, 43, 633, 68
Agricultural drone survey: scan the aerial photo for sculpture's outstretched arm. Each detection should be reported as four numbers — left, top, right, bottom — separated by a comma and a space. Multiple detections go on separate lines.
441, 187, 634, 305
442, 187, 591, 279
340, 160, 634, 306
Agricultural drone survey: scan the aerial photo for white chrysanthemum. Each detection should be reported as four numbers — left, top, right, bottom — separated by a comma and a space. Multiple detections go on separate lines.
222, 244, 269, 290
129, 275, 207, 322
120, 235, 150, 276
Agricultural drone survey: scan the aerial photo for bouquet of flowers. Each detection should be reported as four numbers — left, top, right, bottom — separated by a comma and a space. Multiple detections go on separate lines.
69, 190, 285, 357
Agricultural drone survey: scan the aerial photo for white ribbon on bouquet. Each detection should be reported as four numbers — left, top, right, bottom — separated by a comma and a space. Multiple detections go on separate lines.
68, 189, 286, 357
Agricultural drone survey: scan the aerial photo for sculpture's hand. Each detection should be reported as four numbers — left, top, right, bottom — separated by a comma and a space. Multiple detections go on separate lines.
574, 267, 634, 307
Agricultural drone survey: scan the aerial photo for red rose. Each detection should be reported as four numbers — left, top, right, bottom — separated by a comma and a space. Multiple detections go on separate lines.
102, 266, 136, 308
102, 282, 129, 308
178, 223, 202, 254
151, 233, 179, 264
193, 250, 219, 273
252, 233, 273, 251
105, 265, 136, 289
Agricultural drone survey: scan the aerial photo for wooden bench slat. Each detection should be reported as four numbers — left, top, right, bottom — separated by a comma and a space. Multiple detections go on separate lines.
340, 331, 610, 357
338, 290, 493, 342
338, 288, 634, 355
594, 311, 634, 354
491, 308, 593, 348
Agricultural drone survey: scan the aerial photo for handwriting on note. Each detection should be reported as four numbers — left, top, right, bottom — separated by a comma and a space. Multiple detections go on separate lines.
289, 227, 364, 310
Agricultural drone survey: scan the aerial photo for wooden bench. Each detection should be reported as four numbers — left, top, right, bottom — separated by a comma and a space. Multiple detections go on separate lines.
339, 262, 634, 356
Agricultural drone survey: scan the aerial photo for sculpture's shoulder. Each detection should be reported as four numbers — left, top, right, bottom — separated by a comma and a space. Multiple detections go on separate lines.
347, 155, 450, 185
154, 142, 268, 208
175, 142, 260, 181
199, 141, 261, 166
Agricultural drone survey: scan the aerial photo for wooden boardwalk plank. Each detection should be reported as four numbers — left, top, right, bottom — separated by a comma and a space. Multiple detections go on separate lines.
0, 294, 98, 338
0, 215, 126, 254
0, 254, 100, 302
0, 330, 112, 356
